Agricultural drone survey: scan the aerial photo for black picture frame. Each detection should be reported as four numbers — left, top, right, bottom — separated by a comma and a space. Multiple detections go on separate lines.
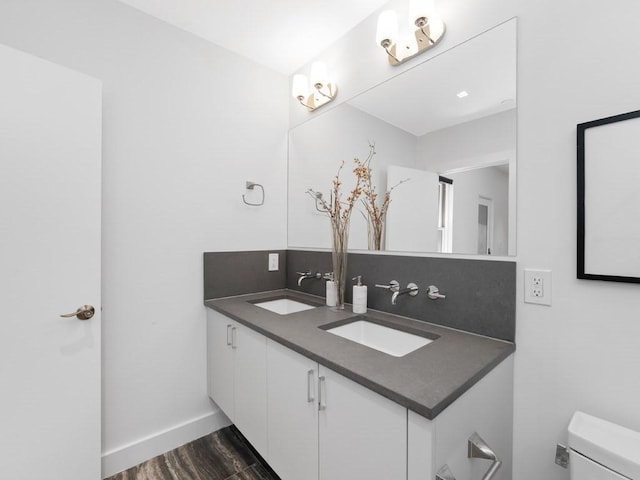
577, 109, 640, 283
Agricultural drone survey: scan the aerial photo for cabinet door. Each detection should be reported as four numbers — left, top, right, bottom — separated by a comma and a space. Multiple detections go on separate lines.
234, 324, 268, 457
267, 340, 319, 480
318, 366, 407, 480
207, 310, 235, 420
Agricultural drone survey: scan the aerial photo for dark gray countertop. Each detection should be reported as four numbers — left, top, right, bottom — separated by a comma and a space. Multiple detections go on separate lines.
205, 289, 515, 420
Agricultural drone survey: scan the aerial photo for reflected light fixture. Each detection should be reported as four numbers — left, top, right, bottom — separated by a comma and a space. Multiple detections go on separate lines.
292, 61, 337, 111
376, 0, 445, 66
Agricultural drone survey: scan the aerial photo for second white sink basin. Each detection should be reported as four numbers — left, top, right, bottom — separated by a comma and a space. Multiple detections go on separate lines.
253, 298, 317, 315
324, 320, 433, 357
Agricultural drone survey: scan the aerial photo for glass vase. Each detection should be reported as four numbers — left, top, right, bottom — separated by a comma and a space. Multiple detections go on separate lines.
330, 220, 349, 310
367, 217, 384, 251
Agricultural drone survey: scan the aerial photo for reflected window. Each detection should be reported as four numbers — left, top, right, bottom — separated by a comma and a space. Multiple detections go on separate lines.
438, 176, 453, 253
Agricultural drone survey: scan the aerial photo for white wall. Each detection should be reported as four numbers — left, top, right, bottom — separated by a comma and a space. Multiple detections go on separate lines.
293, 1, 640, 479
417, 109, 516, 173
0, 0, 288, 473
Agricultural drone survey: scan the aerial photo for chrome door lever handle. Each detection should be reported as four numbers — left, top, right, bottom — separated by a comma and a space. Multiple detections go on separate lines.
60, 305, 95, 320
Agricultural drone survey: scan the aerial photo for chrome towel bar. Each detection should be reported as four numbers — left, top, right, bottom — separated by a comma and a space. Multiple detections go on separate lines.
468, 432, 502, 480
435, 432, 501, 480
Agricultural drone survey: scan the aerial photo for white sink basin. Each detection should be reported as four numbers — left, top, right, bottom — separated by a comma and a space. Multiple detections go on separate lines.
253, 298, 317, 315
324, 320, 433, 357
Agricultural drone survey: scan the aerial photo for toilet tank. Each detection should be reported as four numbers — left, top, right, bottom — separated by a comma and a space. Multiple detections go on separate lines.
568, 411, 640, 480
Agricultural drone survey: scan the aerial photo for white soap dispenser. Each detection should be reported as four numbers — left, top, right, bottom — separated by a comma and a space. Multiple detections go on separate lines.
352, 275, 367, 314
325, 272, 337, 307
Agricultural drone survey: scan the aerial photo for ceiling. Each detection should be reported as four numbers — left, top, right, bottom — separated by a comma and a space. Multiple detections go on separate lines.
117, 0, 389, 75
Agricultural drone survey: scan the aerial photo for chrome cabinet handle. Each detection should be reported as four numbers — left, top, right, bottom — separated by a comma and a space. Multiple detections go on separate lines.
307, 369, 315, 403
468, 432, 501, 480
231, 326, 237, 349
60, 305, 95, 321
226, 325, 233, 346
318, 376, 326, 411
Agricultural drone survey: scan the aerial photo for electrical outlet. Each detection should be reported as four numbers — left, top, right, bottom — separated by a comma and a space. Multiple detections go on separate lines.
268, 253, 279, 272
531, 275, 543, 297
524, 269, 552, 305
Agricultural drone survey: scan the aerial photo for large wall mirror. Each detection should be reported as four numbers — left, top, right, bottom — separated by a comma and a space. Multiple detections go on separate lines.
288, 18, 517, 256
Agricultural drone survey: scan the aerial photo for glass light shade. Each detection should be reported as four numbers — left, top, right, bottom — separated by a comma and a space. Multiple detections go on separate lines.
292, 74, 308, 99
376, 10, 398, 46
310, 61, 328, 88
409, 0, 435, 26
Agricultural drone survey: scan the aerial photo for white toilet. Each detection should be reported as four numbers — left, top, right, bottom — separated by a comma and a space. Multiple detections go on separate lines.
568, 411, 640, 479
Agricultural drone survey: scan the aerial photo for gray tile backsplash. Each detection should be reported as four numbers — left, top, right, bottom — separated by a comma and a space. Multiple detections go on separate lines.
203, 250, 287, 300
204, 249, 515, 342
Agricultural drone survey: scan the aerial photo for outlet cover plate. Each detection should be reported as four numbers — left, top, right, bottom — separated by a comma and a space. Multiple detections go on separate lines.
268, 253, 279, 272
524, 269, 552, 306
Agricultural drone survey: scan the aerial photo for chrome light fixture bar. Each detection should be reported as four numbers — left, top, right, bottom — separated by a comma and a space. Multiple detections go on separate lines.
292, 61, 338, 111
376, 0, 446, 66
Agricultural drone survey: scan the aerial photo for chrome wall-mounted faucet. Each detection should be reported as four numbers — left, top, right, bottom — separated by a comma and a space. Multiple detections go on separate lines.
297, 271, 321, 286
375, 280, 418, 305
391, 283, 418, 305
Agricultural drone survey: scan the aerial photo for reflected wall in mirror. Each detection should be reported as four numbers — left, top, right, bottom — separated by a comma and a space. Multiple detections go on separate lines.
288, 19, 517, 256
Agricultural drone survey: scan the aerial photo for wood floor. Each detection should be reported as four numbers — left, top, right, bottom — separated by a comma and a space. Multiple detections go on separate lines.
106, 426, 280, 480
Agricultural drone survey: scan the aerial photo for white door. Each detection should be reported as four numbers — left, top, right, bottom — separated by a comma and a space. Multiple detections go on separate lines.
477, 196, 493, 255
385, 165, 440, 252
0, 44, 102, 479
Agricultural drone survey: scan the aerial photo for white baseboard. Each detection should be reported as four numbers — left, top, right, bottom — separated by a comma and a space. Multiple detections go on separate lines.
101, 409, 231, 478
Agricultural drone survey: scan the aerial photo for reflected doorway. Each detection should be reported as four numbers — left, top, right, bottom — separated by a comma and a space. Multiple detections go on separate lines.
478, 196, 493, 254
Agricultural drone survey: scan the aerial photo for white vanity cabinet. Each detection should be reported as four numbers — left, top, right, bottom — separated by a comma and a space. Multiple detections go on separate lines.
206, 309, 268, 457
207, 308, 513, 480
266, 340, 406, 480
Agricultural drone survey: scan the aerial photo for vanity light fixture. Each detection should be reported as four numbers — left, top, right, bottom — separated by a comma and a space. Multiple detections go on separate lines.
456, 90, 469, 98
376, 0, 445, 66
292, 61, 338, 111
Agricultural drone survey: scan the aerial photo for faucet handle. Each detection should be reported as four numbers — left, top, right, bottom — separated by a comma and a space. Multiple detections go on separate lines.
374, 280, 400, 292
296, 271, 311, 276
427, 285, 446, 300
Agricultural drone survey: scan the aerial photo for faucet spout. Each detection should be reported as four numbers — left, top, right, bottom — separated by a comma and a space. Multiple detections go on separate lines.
297, 271, 321, 286
391, 283, 418, 305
